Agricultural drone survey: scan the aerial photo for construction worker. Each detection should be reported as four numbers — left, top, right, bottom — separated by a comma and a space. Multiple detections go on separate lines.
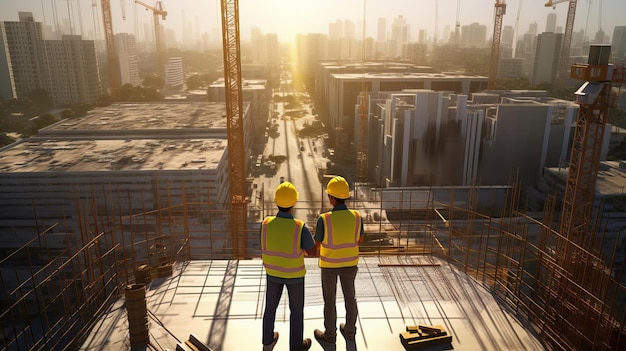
313, 176, 364, 346
261, 181, 315, 351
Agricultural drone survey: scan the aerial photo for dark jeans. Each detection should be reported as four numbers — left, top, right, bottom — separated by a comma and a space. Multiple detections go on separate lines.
321, 265, 359, 338
262, 278, 305, 349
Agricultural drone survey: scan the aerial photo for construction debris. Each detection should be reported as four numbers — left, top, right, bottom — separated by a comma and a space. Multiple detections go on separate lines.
399, 324, 452, 350
176, 334, 214, 351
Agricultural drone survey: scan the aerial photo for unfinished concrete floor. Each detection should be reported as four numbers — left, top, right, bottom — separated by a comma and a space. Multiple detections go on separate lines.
81, 256, 545, 351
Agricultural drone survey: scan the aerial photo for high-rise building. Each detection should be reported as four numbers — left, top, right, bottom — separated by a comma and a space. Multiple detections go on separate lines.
377, 17, 386, 42
418, 29, 427, 45
115, 33, 141, 87
532, 32, 563, 85
0, 12, 48, 101
390, 15, 410, 57
44, 35, 102, 106
460, 23, 487, 48
612, 26, 626, 61
1, 12, 102, 105
502, 25, 514, 49
546, 13, 557, 33
164, 57, 184, 89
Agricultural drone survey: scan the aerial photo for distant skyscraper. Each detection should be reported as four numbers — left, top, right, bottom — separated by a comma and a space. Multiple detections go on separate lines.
1, 12, 102, 105
418, 29, 427, 44
502, 25, 514, 48
461, 23, 487, 48
528, 22, 538, 35
546, 13, 557, 33
377, 17, 386, 42
344, 20, 356, 39
532, 32, 563, 85
115, 33, 140, 87
164, 57, 184, 89
0, 12, 48, 101
391, 15, 410, 57
329, 20, 343, 39
44, 35, 102, 105
612, 26, 626, 60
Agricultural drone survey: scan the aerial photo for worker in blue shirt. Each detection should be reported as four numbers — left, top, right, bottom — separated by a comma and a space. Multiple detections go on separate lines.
261, 181, 316, 351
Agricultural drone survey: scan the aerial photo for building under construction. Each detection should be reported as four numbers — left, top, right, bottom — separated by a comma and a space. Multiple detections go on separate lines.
2, 0, 626, 350
1, 180, 625, 351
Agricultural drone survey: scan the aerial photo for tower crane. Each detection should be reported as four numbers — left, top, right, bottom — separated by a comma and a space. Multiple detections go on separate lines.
488, 0, 506, 89
100, 0, 121, 100
560, 49, 625, 248
454, 0, 461, 45
220, 0, 248, 258
134, 0, 167, 76
545, 0, 578, 84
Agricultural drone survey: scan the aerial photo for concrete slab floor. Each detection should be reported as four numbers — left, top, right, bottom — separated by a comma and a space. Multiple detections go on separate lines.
81, 256, 545, 351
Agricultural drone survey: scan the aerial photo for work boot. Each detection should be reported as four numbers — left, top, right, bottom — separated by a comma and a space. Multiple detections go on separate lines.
313, 329, 336, 344
340, 323, 356, 341
262, 332, 279, 351
291, 338, 311, 351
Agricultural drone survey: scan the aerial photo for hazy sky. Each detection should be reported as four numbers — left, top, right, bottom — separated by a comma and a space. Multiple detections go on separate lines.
1, 0, 625, 43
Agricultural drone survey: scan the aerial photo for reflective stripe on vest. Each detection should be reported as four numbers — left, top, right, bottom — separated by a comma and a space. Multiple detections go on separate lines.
261, 216, 306, 278
319, 209, 361, 268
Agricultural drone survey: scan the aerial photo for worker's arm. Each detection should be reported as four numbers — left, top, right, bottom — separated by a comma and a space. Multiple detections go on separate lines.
302, 225, 318, 257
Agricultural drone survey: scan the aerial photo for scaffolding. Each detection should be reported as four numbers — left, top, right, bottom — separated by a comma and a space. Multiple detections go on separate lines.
1, 183, 625, 351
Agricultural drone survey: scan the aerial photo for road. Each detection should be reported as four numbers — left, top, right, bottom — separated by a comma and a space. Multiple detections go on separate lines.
258, 87, 329, 228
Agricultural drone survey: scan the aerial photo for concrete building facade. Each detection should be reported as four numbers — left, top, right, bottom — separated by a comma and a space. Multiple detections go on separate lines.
115, 33, 141, 87
0, 102, 247, 252
532, 32, 563, 85
0, 12, 102, 105
316, 62, 487, 149
360, 90, 579, 191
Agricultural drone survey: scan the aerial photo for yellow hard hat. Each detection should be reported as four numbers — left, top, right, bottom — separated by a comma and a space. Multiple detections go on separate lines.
275, 181, 298, 208
325, 176, 350, 199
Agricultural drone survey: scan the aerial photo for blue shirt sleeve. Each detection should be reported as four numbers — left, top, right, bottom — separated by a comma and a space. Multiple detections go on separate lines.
314, 216, 325, 242
301, 224, 315, 250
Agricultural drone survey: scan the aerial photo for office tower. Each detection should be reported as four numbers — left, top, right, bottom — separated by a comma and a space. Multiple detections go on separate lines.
532, 32, 563, 85
164, 57, 184, 89
1, 12, 102, 105
612, 26, 626, 61
44, 35, 102, 106
390, 15, 410, 57
528, 22, 538, 35
546, 13, 557, 33
418, 29, 427, 44
0, 12, 48, 101
377, 17, 386, 42
502, 25, 514, 49
115, 33, 141, 87
461, 23, 487, 48
344, 19, 356, 39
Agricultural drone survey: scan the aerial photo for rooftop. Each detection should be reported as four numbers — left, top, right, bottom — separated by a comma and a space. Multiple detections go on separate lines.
0, 138, 227, 173
81, 256, 545, 351
43, 102, 228, 134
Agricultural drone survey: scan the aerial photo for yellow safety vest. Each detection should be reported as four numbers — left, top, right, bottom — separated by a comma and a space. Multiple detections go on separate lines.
261, 216, 306, 278
319, 209, 361, 268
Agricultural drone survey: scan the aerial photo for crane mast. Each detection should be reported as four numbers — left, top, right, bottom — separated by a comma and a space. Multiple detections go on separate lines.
134, 0, 167, 76
545, 0, 578, 84
101, 0, 121, 100
488, 0, 506, 89
220, 0, 248, 258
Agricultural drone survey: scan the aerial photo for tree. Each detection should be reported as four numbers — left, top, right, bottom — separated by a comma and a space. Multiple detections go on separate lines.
27, 88, 54, 113
25, 113, 57, 136
0, 132, 15, 147
186, 74, 205, 90
60, 109, 76, 119
142, 75, 164, 90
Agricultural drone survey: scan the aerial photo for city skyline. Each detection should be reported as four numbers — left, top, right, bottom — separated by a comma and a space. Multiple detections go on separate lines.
1, 0, 625, 45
